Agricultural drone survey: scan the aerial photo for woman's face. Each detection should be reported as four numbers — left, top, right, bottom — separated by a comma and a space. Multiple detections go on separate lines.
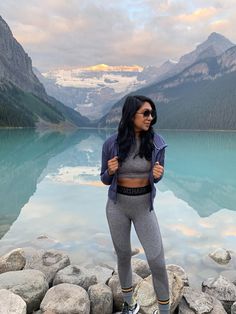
133, 101, 154, 134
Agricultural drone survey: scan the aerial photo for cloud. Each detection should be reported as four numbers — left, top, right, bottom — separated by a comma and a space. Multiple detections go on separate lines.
177, 7, 218, 23
0, 0, 236, 70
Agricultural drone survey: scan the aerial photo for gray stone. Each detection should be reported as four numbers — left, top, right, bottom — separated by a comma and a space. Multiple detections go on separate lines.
202, 275, 236, 313
108, 272, 142, 311
209, 248, 232, 265
231, 301, 236, 314
0, 269, 48, 313
0, 289, 27, 314
133, 269, 184, 314
24, 247, 70, 284
0, 248, 26, 274
131, 258, 151, 279
179, 286, 226, 314
40, 283, 90, 314
84, 264, 114, 284
167, 264, 189, 286
88, 283, 113, 314
53, 265, 97, 290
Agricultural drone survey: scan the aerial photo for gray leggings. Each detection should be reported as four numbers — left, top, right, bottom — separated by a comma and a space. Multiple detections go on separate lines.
106, 192, 169, 302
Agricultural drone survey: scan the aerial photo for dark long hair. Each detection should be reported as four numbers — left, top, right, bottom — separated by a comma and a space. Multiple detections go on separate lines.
117, 95, 157, 163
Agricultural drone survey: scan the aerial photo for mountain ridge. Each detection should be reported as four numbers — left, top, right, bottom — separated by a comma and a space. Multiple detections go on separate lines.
0, 16, 90, 128
98, 43, 236, 130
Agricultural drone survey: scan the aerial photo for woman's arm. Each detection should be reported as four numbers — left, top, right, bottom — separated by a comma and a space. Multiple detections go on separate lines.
100, 142, 114, 185
153, 148, 165, 183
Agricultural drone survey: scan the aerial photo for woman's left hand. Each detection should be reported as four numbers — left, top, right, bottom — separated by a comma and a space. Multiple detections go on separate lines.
153, 162, 164, 179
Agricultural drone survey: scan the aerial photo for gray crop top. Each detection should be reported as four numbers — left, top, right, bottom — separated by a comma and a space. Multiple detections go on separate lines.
117, 137, 151, 179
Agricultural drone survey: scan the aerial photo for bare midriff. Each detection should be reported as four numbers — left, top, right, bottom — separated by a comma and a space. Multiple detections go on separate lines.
117, 177, 150, 188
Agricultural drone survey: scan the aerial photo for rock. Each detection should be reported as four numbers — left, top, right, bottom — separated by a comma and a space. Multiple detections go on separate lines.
202, 275, 236, 313
167, 264, 189, 286
0, 269, 48, 313
53, 265, 97, 290
209, 248, 232, 265
108, 272, 142, 311
131, 258, 151, 279
231, 301, 236, 314
88, 283, 113, 314
133, 269, 184, 314
84, 264, 114, 284
0, 248, 26, 274
40, 283, 90, 314
0, 289, 27, 314
179, 286, 226, 314
24, 247, 70, 284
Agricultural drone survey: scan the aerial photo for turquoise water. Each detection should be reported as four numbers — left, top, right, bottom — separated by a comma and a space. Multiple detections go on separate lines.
0, 128, 236, 288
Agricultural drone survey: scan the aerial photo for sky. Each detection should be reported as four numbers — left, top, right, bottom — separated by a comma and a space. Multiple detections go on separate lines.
0, 0, 236, 71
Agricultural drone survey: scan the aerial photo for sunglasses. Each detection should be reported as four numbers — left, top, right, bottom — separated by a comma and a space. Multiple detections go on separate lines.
136, 109, 156, 118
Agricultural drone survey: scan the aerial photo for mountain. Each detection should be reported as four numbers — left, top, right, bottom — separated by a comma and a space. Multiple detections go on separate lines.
42, 32, 233, 123
98, 44, 236, 130
34, 64, 149, 120
172, 32, 234, 73
136, 61, 177, 83
0, 16, 90, 128
148, 32, 235, 85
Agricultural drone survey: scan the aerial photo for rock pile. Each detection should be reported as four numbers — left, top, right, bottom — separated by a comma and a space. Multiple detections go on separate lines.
0, 247, 235, 313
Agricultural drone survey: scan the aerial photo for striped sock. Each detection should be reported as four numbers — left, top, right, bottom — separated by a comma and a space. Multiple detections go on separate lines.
158, 298, 170, 314
122, 286, 133, 305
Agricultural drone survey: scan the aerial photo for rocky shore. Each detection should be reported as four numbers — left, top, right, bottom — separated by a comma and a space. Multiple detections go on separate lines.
0, 247, 236, 314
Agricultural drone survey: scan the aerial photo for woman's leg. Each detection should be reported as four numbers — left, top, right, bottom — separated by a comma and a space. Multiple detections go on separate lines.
106, 197, 134, 304
132, 196, 170, 313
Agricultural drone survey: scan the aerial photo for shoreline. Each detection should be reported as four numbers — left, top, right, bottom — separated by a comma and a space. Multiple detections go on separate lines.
0, 246, 236, 313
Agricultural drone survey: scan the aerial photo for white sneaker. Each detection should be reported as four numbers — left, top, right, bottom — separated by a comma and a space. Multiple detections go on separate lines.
121, 301, 140, 314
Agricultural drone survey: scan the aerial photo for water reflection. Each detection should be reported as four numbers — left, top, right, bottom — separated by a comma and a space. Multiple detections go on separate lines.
159, 130, 236, 216
0, 128, 96, 238
0, 129, 236, 288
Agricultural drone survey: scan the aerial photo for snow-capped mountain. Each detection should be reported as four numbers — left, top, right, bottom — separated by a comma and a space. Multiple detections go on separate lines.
35, 64, 148, 120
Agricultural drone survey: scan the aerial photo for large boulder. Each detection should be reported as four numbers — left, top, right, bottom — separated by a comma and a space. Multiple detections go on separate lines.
40, 283, 90, 314
166, 264, 189, 287
0, 269, 48, 313
0, 289, 27, 314
53, 265, 97, 290
131, 258, 151, 279
84, 264, 114, 284
24, 247, 70, 284
0, 248, 26, 274
88, 283, 113, 314
179, 286, 226, 314
209, 248, 232, 265
133, 269, 184, 314
108, 272, 142, 311
202, 275, 236, 313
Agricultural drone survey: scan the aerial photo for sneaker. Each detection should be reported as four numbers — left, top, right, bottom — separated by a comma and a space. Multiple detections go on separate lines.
121, 301, 140, 314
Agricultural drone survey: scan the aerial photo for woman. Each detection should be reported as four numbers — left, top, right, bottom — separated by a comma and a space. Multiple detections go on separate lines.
100, 95, 170, 314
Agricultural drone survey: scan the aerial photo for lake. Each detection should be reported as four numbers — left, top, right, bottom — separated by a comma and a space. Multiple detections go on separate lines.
0, 128, 236, 289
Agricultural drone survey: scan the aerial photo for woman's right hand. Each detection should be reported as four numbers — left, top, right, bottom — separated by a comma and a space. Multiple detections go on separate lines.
107, 156, 119, 175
